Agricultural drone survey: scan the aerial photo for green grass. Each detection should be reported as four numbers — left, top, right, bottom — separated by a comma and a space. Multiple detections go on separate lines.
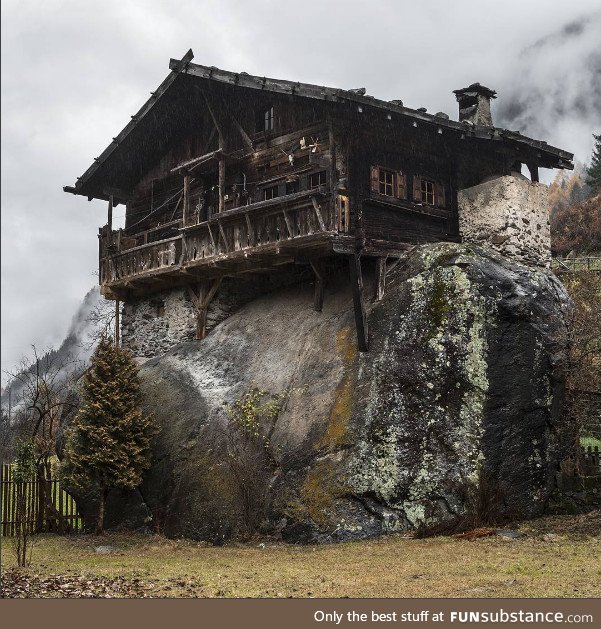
2, 512, 600, 598
581, 436, 601, 449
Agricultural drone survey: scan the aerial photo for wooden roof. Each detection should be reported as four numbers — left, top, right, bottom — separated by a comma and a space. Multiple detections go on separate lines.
64, 49, 574, 203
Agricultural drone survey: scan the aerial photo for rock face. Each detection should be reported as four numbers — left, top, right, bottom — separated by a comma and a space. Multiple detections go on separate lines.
103, 243, 573, 542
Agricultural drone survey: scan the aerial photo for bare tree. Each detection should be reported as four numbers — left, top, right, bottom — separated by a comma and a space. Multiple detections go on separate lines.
4, 346, 82, 532
556, 272, 601, 472
83, 298, 117, 349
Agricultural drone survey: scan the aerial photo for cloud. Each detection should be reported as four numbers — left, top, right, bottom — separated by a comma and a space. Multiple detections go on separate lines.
495, 11, 601, 164
2, 0, 600, 383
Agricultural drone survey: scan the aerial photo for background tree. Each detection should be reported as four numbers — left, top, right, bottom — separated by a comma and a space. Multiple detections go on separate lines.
561, 272, 601, 456
585, 133, 601, 193
61, 338, 156, 533
551, 194, 601, 256
12, 438, 37, 567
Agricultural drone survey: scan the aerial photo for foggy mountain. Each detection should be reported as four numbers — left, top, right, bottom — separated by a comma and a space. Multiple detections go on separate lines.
1, 286, 104, 409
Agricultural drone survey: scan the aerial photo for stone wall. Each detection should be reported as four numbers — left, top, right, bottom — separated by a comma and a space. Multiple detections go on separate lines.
121, 267, 310, 359
121, 288, 195, 359
458, 174, 551, 267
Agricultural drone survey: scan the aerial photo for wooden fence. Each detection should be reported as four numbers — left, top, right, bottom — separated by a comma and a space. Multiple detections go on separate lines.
551, 257, 601, 273
0, 463, 82, 536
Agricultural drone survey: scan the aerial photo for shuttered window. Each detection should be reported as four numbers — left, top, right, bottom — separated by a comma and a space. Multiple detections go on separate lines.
413, 175, 446, 208
370, 166, 407, 200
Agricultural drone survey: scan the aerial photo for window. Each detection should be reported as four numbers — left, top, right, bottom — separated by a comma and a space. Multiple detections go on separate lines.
286, 180, 299, 195
370, 166, 406, 199
413, 176, 445, 207
421, 179, 435, 205
264, 185, 279, 200
256, 106, 275, 132
308, 171, 327, 189
379, 169, 395, 196
264, 106, 274, 131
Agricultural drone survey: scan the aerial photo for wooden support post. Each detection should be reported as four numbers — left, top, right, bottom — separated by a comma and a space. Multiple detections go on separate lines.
310, 260, 324, 312
311, 197, 326, 231
218, 221, 229, 252
195, 284, 208, 340
282, 209, 293, 238
115, 299, 120, 347
349, 254, 368, 352
187, 277, 222, 340
218, 157, 225, 213
375, 257, 387, 301
527, 163, 539, 183
245, 212, 255, 246
107, 195, 113, 246
183, 174, 190, 227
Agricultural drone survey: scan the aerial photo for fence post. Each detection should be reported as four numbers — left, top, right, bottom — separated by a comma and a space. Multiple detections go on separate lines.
1, 463, 82, 536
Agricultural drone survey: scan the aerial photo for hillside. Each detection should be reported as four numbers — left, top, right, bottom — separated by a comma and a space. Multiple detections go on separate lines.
551, 193, 601, 256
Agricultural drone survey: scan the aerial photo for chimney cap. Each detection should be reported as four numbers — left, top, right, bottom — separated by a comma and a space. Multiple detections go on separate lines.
453, 83, 497, 99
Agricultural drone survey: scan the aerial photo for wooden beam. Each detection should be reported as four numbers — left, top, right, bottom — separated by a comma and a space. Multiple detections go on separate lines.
218, 221, 229, 251
219, 157, 225, 213
115, 299, 120, 347
187, 277, 222, 340
282, 209, 294, 238
349, 254, 368, 352
245, 212, 255, 247
207, 223, 217, 250
311, 197, 327, 231
107, 195, 114, 246
527, 163, 539, 183
375, 256, 387, 301
310, 260, 324, 312
230, 114, 254, 151
182, 174, 189, 227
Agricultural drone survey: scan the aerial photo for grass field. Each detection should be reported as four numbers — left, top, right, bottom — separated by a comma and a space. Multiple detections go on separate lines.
581, 436, 601, 449
1, 512, 600, 598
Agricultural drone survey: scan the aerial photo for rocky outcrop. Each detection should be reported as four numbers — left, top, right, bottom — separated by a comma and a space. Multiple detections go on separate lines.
102, 243, 573, 542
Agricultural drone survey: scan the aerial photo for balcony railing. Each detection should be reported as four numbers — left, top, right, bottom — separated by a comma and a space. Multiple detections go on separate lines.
99, 190, 339, 286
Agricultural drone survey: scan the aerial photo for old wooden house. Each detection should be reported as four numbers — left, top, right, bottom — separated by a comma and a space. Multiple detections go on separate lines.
65, 50, 573, 352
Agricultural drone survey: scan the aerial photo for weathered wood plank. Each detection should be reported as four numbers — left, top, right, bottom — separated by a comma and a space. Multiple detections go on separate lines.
311, 197, 326, 231
375, 256, 386, 301
349, 254, 368, 351
310, 260, 325, 312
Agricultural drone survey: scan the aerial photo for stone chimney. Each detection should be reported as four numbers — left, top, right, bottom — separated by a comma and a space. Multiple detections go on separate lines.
453, 83, 497, 127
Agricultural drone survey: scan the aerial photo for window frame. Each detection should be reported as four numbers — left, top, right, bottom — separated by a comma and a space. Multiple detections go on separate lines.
264, 106, 274, 132
263, 184, 279, 201
378, 168, 395, 196
370, 165, 407, 200
308, 170, 327, 189
420, 178, 435, 206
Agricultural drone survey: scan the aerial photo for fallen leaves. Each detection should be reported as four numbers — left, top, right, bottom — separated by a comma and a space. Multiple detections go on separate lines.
1, 569, 155, 598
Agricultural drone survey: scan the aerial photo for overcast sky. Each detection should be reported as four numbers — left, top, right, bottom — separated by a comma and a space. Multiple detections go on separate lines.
1, 0, 600, 383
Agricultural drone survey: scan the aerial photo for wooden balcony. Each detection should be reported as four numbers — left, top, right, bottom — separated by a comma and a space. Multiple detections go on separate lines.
99, 189, 342, 296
